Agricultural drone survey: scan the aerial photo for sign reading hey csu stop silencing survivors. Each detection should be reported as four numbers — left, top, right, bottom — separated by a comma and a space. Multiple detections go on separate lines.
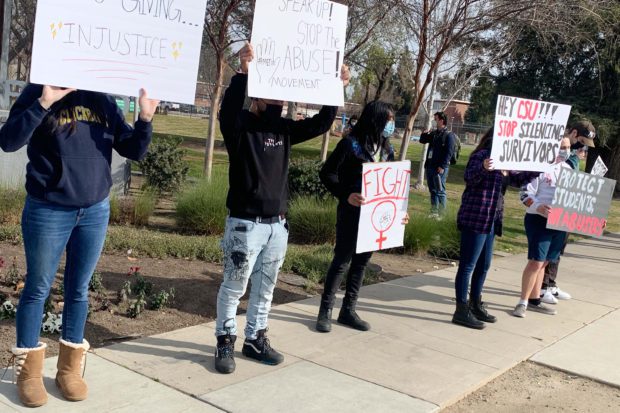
248, 0, 348, 106
30, 0, 208, 104
490, 95, 572, 172
356, 161, 411, 254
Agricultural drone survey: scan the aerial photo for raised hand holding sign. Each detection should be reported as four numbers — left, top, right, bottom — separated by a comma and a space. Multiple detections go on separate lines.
248, 0, 348, 106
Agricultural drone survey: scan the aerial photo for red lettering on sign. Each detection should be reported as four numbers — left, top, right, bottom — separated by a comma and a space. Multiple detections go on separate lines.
517, 100, 539, 121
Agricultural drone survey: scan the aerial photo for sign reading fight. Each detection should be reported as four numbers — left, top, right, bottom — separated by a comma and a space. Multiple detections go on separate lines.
30, 0, 208, 103
547, 168, 615, 238
356, 161, 411, 254
248, 0, 348, 106
490, 95, 572, 172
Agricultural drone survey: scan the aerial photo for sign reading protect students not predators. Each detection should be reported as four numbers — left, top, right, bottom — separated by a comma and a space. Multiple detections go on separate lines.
547, 168, 615, 238
490, 95, 572, 172
356, 161, 411, 254
248, 0, 348, 106
30, 0, 208, 104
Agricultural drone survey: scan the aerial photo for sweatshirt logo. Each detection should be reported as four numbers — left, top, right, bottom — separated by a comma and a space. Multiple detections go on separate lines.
264, 137, 283, 149
58, 106, 105, 126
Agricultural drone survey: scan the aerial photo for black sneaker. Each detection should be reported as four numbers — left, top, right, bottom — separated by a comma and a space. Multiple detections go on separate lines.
242, 329, 284, 365
214, 334, 236, 374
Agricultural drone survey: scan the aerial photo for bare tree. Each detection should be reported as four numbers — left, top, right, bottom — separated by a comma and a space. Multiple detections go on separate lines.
394, 0, 534, 189
203, 0, 251, 180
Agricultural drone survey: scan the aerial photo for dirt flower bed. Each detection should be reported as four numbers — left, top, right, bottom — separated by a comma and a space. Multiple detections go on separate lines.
0, 242, 450, 366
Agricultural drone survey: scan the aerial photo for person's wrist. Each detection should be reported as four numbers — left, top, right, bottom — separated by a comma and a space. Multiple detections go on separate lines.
138, 112, 153, 122
38, 97, 52, 111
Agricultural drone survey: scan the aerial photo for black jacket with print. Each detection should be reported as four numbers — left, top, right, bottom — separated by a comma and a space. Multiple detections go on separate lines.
219, 74, 337, 217
320, 135, 395, 203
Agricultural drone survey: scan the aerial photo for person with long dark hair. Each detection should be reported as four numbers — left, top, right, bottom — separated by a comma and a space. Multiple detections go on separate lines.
0, 85, 158, 407
452, 128, 536, 329
316, 101, 409, 333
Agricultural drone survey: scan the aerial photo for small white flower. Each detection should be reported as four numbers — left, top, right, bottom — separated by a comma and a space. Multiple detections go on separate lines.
2, 300, 14, 312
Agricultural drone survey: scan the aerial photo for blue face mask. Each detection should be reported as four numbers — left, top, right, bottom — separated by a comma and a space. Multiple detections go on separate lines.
383, 120, 395, 138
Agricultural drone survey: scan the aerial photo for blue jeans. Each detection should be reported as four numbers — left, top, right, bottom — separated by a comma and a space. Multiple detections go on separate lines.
426, 167, 448, 213
454, 227, 495, 304
16, 196, 110, 348
215, 217, 289, 340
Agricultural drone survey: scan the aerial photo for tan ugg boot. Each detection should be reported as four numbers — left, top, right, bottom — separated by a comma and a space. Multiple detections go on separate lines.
11, 342, 48, 407
55, 339, 89, 401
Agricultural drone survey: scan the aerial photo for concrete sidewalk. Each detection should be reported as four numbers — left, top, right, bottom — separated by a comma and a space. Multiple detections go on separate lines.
2, 234, 619, 412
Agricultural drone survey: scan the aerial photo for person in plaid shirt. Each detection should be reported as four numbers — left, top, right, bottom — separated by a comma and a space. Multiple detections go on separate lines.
452, 128, 537, 329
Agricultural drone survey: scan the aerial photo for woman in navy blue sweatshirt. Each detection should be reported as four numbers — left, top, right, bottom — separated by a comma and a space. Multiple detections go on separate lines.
0, 84, 158, 407
316, 101, 408, 333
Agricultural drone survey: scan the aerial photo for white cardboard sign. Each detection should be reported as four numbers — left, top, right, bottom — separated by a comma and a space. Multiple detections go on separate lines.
591, 156, 609, 177
30, 0, 208, 104
248, 0, 347, 106
356, 161, 411, 254
490, 95, 572, 172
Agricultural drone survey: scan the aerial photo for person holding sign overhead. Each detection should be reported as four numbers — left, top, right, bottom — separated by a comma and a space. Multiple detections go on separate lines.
513, 137, 573, 318
315, 101, 409, 333
213, 41, 351, 374
0, 84, 158, 407
452, 128, 537, 330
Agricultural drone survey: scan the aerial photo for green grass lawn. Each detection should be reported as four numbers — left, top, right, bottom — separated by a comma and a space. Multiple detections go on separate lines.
147, 116, 620, 255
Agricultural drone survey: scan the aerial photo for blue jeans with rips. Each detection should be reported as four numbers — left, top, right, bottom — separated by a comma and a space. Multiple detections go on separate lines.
215, 217, 289, 340
16, 196, 109, 348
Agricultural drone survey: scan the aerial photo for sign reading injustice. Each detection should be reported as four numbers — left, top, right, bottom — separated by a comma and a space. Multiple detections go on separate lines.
248, 0, 348, 106
30, 0, 208, 103
547, 168, 615, 238
356, 161, 411, 254
491, 95, 572, 172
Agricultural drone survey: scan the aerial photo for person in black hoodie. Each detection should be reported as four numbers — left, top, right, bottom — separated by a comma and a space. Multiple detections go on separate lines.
213, 42, 350, 374
0, 85, 158, 407
315, 101, 409, 333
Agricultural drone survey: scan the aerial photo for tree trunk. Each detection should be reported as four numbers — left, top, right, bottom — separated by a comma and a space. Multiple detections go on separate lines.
287, 101, 297, 119
363, 81, 370, 105
414, 71, 438, 188
320, 131, 330, 162
204, 56, 225, 180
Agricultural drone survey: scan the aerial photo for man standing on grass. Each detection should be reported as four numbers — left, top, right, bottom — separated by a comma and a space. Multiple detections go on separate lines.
212, 42, 350, 374
419, 111, 458, 218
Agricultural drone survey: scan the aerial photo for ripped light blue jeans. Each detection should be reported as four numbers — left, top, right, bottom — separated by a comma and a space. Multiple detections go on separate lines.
215, 217, 288, 340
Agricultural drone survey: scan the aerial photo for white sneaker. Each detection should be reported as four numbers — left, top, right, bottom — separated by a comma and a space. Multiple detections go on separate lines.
540, 289, 558, 304
550, 286, 571, 300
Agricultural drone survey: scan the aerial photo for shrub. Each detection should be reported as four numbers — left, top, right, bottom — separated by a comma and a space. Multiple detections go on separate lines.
3, 257, 23, 288
0, 187, 25, 225
288, 159, 331, 199
176, 171, 228, 235
403, 208, 460, 259
89, 271, 105, 294
105, 226, 223, 262
109, 191, 157, 227
288, 196, 337, 244
138, 136, 189, 193
149, 288, 175, 310
133, 189, 157, 226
